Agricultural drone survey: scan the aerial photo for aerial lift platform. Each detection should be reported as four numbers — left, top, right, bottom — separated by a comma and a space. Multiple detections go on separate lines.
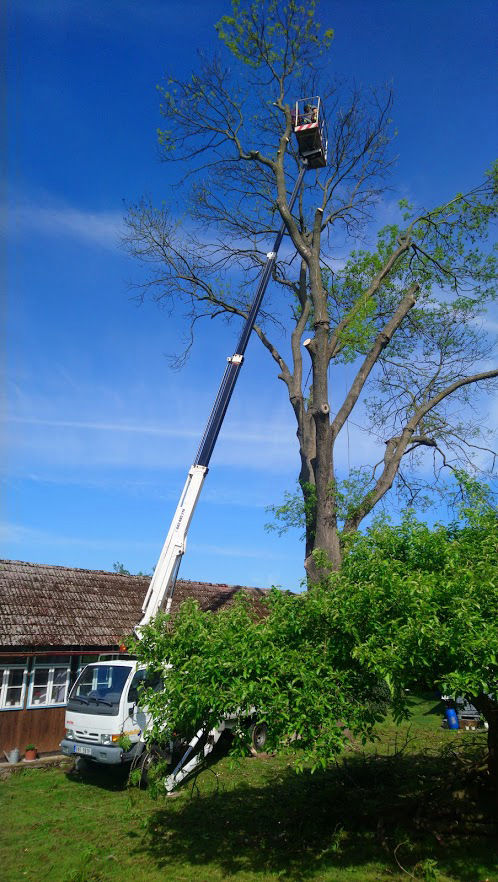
293, 96, 328, 168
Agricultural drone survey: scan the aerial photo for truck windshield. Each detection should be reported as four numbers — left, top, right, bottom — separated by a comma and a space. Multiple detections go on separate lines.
67, 664, 133, 716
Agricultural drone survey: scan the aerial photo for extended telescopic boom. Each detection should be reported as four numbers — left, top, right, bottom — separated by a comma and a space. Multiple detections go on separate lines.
138, 162, 308, 629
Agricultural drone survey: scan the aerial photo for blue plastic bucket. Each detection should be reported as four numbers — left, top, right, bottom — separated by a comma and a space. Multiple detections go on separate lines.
445, 708, 459, 729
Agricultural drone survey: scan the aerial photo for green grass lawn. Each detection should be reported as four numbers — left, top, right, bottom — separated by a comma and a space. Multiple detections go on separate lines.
1, 695, 496, 882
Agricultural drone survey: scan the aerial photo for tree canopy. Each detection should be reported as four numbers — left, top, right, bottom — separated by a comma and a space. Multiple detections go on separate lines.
125, 0, 497, 576
130, 478, 498, 784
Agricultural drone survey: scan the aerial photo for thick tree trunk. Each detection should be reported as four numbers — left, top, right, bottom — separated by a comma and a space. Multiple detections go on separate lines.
303, 254, 343, 579
473, 694, 498, 791
488, 714, 498, 791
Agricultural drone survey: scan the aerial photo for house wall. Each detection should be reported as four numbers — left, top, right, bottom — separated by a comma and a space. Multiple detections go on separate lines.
0, 650, 116, 756
1, 705, 66, 755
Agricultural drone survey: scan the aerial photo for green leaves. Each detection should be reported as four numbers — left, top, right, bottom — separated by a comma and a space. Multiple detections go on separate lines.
329, 169, 497, 369
132, 587, 387, 771
131, 483, 497, 779
337, 500, 498, 707
215, 0, 333, 76
265, 480, 316, 541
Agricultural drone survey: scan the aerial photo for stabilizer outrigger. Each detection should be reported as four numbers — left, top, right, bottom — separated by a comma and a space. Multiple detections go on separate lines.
165, 721, 229, 792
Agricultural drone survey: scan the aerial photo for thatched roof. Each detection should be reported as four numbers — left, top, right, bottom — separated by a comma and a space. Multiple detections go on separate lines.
0, 559, 267, 649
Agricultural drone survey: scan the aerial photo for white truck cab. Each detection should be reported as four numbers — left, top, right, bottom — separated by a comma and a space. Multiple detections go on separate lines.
60, 658, 266, 789
60, 659, 152, 765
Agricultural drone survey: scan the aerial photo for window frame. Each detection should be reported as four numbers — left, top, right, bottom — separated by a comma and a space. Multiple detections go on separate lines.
0, 661, 28, 711
27, 660, 71, 709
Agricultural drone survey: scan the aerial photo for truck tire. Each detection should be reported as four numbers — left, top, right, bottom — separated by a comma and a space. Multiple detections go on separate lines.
134, 743, 171, 788
136, 748, 153, 788
250, 722, 268, 752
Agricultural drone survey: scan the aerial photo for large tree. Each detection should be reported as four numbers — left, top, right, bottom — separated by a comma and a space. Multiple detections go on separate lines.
125, 0, 497, 577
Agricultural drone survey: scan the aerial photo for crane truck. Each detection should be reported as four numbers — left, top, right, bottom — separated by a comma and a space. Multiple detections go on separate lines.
60, 102, 327, 790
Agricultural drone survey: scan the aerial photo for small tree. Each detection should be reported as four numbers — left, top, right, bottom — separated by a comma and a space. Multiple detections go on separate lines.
113, 562, 131, 575
125, 0, 497, 577
131, 482, 497, 785
113, 562, 153, 577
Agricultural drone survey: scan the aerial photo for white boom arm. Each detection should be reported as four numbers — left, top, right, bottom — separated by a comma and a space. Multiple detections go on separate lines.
136, 163, 308, 636
137, 464, 208, 629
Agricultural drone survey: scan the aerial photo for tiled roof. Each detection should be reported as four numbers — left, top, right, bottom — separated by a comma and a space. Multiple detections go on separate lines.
0, 559, 267, 648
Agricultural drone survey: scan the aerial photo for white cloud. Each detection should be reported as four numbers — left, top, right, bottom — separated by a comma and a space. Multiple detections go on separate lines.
471, 315, 498, 336
189, 542, 286, 561
6, 406, 385, 475
4, 370, 301, 473
4, 356, 389, 481
7, 415, 199, 439
5, 411, 298, 472
7, 414, 295, 446
0, 521, 157, 552
6, 201, 124, 251
1, 468, 273, 510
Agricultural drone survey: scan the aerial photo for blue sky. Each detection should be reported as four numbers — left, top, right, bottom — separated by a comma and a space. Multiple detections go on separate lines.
3, 0, 497, 591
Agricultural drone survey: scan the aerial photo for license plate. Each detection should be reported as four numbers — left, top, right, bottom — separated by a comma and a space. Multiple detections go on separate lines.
74, 745, 92, 756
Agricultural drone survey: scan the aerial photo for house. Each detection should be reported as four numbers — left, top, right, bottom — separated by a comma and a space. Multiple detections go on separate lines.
0, 559, 266, 756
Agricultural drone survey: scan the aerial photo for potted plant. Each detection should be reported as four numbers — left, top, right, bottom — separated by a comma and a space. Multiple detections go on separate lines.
24, 744, 37, 761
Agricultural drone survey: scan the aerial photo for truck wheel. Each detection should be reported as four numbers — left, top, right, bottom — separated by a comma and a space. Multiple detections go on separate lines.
135, 743, 170, 788
250, 722, 268, 753
135, 746, 157, 788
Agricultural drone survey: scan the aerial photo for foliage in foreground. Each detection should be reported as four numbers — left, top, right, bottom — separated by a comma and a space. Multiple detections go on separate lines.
130, 486, 498, 782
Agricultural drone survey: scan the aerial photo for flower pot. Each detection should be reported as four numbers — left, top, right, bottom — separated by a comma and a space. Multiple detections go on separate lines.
24, 749, 37, 761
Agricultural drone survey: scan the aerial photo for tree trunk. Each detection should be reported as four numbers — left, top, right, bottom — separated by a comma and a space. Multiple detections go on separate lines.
473, 694, 498, 791
303, 291, 343, 578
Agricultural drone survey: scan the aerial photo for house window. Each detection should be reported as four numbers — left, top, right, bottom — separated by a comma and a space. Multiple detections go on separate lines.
0, 661, 28, 710
76, 655, 100, 677
28, 658, 71, 708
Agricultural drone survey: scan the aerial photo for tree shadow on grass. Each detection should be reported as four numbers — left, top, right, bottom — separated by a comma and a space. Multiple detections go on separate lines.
132, 743, 497, 881
422, 701, 445, 717
405, 691, 444, 718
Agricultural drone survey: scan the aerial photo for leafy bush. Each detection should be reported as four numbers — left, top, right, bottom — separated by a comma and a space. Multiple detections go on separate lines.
129, 482, 497, 781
